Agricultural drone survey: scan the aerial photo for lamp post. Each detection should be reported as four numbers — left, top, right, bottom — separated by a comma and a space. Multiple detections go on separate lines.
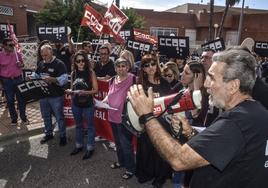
214, 23, 219, 39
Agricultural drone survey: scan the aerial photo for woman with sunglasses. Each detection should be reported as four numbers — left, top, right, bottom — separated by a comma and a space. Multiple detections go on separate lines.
67, 50, 98, 160
162, 61, 183, 94
102, 58, 136, 180
136, 54, 172, 188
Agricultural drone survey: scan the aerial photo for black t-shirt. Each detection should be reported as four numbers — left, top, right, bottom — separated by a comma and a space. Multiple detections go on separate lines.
54, 47, 73, 73
252, 76, 268, 110
72, 70, 93, 107
188, 100, 268, 188
94, 59, 116, 77
144, 77, 171, 97
36, 58, 67, 97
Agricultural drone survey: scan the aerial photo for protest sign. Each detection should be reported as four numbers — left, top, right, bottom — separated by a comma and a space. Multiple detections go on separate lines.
158, 36, 189, 59
37, 26, 68, 43
201, 38, 225, 51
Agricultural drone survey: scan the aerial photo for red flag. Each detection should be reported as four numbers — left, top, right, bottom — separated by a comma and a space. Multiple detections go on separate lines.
81, 5, 104, 36
102, 4, 128, 43
134, 28, 158, 45
7, 22, 21, 54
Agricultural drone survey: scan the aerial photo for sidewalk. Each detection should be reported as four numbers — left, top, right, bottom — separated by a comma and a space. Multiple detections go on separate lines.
0, 101, 44, 142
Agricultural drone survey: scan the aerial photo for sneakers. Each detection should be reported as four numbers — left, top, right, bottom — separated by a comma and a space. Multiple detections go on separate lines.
40, 135, 54, 144
11, 120, 17, 126
59, 136, 67, 146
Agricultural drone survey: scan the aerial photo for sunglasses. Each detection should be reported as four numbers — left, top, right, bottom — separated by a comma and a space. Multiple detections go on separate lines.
76, 59, 85, 63
143, 62, 157, 68
164, 74, 173, 78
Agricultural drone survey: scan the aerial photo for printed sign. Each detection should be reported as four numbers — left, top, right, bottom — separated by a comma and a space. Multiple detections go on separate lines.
119, 29, 133, 41
16, 79, 51, 103
201, 38, 225, 51
126, 39, 153, 61
0, 23, 16, 42
254, 41, 268, 57
134, 28, 158, 44
158, 36, 189, 59
37, 26, 68, 43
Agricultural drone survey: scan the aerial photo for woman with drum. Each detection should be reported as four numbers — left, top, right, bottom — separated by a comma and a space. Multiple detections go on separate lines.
67, 50, 98, 160
136, 54, 172, 188
102, 58, 136, 180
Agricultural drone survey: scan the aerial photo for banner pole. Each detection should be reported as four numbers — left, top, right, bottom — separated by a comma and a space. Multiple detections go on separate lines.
92, 33, 103, 60
76, 25, 82, 51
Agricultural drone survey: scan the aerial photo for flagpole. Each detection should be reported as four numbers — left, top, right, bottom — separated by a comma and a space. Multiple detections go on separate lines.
92, 33, 103, 61
76, 25, 82, 51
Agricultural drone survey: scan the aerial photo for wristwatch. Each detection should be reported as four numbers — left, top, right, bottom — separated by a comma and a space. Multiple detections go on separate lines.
139, 112, 155, 125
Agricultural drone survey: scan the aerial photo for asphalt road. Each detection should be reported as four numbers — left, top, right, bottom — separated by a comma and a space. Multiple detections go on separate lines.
0, 129, 172, 188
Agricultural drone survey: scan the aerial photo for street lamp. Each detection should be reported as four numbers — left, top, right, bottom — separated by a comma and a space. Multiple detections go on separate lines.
214, 23, 219, 39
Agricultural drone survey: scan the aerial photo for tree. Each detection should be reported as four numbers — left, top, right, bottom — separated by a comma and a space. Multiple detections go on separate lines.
35, 0, 95, 42
35, 1, 145, 42
122, 8, 146, 30
217, 0, 240, 38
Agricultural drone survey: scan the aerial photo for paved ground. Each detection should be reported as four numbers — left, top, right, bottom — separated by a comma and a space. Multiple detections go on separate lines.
0, 129, 173, 188
0, 100, 44, 143
0, 100, 173, 188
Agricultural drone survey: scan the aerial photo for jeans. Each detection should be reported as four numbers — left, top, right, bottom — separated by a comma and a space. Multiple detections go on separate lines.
110, 122, 135, 173
72, 104, 95, 151
173, 171, 184, 188
40, 96, 66, 138
2, 76, 27, 122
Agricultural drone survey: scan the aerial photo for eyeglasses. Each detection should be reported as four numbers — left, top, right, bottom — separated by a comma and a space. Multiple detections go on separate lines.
164, 74, 173, 78
76, 59, 85, 63
143, 62, 157, 68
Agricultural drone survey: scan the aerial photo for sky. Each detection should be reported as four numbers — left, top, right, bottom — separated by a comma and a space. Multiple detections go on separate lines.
94, 0, 268, 11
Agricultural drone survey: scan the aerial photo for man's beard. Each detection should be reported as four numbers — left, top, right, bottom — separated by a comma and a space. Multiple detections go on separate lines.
208, 95, 225, 109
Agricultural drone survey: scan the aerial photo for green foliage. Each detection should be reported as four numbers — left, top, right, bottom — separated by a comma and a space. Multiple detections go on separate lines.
35, 1, 145, 42
122, 8, 145, 30
35, 0, 95, 42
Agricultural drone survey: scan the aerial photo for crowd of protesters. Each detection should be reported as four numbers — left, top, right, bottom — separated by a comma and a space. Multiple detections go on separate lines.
1, 35, 268, 188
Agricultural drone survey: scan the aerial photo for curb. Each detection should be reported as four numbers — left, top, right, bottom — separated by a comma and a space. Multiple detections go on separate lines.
0, 123, 75, 144
0, 124, 43, 143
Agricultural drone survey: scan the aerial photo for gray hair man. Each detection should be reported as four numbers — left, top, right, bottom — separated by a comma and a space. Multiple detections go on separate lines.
128, 49, 268, 188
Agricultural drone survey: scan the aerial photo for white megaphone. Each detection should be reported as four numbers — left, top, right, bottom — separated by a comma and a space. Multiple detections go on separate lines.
122, 89, 202, 135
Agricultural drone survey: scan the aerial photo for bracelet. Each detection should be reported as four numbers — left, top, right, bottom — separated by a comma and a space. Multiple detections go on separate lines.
139, 112, 155, 125
185, 128, 198, 139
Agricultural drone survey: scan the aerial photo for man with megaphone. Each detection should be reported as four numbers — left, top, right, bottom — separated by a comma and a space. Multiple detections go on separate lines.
128, 49, 268, 188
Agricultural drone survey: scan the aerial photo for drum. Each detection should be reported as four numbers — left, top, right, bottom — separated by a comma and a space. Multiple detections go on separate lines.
122, 99, 145, 136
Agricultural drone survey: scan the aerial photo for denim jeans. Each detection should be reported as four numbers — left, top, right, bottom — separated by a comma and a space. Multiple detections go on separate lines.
2, 76, 27, 122
72, 104, 95, 151
110, 122, 135, 173
40, 96, 66, 138
173, 171, 184, 188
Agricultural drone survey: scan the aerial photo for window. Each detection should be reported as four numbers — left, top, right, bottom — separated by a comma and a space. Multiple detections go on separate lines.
150, 27, 178, 37
0, 6, 13, 16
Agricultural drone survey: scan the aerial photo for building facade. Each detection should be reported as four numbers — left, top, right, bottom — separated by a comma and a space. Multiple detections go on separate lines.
135, 3, 268, 45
